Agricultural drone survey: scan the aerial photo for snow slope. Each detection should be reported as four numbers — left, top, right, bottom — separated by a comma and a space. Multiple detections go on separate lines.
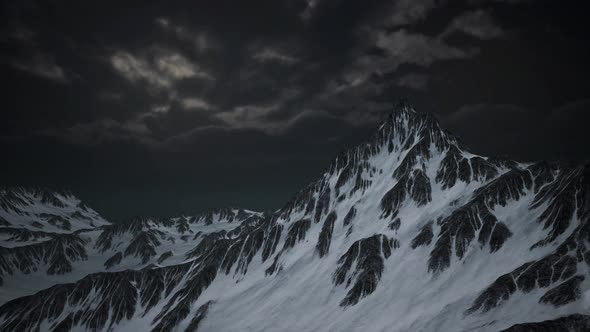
0, 101, 589, 332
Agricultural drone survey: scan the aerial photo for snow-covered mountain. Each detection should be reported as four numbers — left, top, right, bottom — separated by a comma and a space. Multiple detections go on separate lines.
0, 194, 261, 305
0, 101, 589, 331
0, 187, 109, 236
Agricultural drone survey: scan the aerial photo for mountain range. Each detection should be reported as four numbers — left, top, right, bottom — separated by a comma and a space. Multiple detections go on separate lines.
0, 101, 588, 331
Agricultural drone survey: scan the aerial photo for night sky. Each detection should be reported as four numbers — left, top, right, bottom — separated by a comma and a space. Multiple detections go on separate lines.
1, 0, 589, 222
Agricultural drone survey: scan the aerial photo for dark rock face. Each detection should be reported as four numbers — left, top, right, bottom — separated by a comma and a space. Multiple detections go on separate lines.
124, 230, 164, 264
381, 169, 432, 218
104, 252, 123, 269
388, 218, 401, 231
283, 219, 312, 249
261, 223, 282, 262
0, 264, 191, 332
466, 273, 518, 314
0, 227, 54, 243
333, 234, 398, 306
500, 314, 590, 332
436, 147, 499, 189
530, 166, 584, 247
343, 206, 356, 226
427, 166, 545, 274
488, 222, 513, 252
411, 222, 433, 249
468, 236, 581, 314
185, 301, 213, 332
467, 164, 590, 314
539, 275, 585, 306
316, 211, 337, 257
0, 234, 87, 277
314, 188, 331, 223
157, 251, 173, 265
0, 189, 29, 214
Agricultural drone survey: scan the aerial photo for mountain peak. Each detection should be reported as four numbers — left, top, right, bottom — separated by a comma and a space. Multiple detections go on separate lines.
1, 100, 588, 332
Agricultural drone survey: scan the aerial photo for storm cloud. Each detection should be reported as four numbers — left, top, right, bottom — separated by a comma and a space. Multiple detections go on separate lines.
1, 0, 588, 220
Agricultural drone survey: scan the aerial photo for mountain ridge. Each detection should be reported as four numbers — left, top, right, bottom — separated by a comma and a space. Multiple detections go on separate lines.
0, 101, 588, 331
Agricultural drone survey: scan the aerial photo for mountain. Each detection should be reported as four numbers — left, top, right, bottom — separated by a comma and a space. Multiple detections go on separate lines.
0, 187, 109, 236
0, 101, 589, 331
0, 193, 261, 305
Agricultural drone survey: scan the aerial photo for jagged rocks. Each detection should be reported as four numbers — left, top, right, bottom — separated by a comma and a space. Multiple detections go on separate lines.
124, 230, 164, 264
283, 219, 311, 249
467, 239, 580, 314
388, 218, 401, 231
261, 223, 282, 262
104, 252, 123, 269
0, 227, 53, 244
343, 206, 356, 226
500, 314, 590, 332
530, 166, 586, 247
185, 301, 213, 332
436, 148, 499, 189
316, 211, 337, 257
466, 274, 518, 314
429, 207, 481, 273
411, 222, 433, 249
0, 264, 191, 332
333, 234, 398, 306
157, 251, 173, 265
488, 222, 513, 252
429, 167, 530, 274
539, 275, 585, 306
381, 169, 431, 218
0, 233, 87, 277
314, 188, 331, 223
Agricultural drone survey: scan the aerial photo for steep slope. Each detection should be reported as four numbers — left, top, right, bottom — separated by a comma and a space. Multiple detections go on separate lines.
0, 101, 588, 332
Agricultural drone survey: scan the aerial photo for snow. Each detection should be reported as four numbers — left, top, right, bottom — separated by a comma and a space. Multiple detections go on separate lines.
0, 109, 587, 331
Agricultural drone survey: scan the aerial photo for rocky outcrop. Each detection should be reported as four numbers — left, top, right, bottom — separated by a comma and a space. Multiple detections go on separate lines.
333, 234, 399, 306
500, 314, 590, 332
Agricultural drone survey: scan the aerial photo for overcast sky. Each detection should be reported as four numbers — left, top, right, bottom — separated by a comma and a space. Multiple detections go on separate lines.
1, 0, 589, 221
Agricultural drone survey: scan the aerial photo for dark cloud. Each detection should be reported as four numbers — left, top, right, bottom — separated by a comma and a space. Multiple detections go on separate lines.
440, 100, 590, 162
442, 10, 504, 40
395, 73, 429, 90
1, 0, 589, 220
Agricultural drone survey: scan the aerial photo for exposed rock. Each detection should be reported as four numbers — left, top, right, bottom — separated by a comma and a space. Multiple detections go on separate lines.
411, 222, 433, 249
388, 218, 401, 231
185, 301, 213, 332
0, 233, 87, 277
539, 275, 585, 307
124, 230, 164, 264
104, 252, 123, 269
316, 211, 337, 257
157, 251, 173, 265
333, 234, 397, 306
343, 206, 356, 226
283, 219, 311, 249
500, 314, 590, 332
381, 169, 431, 218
